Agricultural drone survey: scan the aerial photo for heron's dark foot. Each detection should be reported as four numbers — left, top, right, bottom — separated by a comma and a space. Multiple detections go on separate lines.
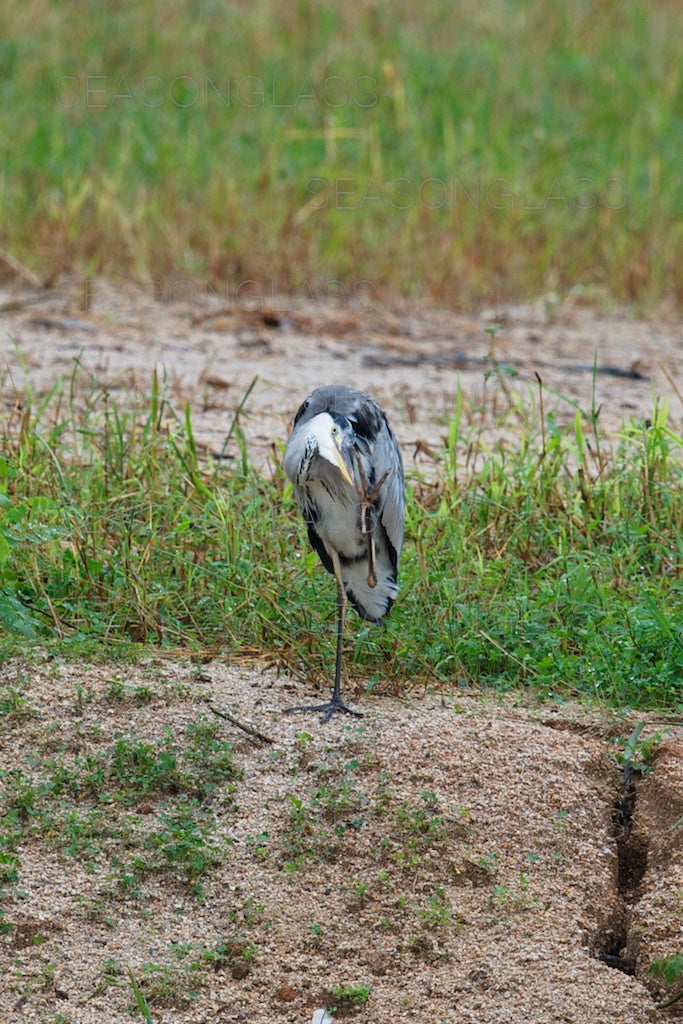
284, 695, 363, 724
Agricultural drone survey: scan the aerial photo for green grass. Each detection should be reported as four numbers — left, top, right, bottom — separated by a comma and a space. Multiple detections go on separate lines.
0, 365, 680, 710
1, 0, 682, 308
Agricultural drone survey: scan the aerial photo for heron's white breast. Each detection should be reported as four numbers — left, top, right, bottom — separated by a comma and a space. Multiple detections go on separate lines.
305, 478, 364, 559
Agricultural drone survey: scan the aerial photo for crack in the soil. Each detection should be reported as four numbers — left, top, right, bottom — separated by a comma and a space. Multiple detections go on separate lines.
614, 767, 649, 897
595, 764, 649, 977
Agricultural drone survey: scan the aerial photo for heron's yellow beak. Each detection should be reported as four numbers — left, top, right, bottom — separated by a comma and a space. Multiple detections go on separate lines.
329, 439, 354, 486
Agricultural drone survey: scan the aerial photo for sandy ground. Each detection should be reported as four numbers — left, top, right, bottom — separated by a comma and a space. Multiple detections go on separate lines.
1, 277, 681, 468
0, 279, 682, 1023
0, 659, 682, 1024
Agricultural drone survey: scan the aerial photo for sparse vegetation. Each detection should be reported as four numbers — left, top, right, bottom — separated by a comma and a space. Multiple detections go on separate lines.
98, 946, 253, 1020
0, 713, 240, 902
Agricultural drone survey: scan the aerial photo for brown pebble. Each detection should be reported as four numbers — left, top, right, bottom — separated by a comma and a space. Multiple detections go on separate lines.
276, 983, 298, 1002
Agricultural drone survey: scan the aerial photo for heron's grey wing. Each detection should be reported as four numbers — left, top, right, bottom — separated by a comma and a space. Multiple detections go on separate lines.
371, 417, 405, 570
343, 392, 404, 569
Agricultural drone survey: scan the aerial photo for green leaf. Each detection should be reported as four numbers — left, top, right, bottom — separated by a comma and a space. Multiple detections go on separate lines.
649, 954, 683, 985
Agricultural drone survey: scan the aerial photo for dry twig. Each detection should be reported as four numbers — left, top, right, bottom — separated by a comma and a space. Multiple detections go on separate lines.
205, 701, 275, 745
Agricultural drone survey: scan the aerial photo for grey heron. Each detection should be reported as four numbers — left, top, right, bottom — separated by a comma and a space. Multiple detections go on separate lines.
283, 385, 404, 722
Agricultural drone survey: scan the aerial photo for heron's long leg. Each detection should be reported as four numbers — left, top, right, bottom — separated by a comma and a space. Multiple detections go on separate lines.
283, 547, 362, 723
330, 548, 346, 704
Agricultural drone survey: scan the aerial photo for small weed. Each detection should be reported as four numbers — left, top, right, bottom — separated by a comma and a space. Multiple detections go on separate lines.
343, 877, 370, 908
650, 954, 683, 984
330, 982, 371, 1007
2, 770, 45, 820
106, 680, 156, 705
240, 897, 266, 926
246, 831, 270, 861
0, 845, 19, 934
58, 806, 105, 860
95, 942, 238, 1013
489, 871, 535, 913
491, 884, 510, 908
419, 886, 456, 930
145, 799, 223, 895
105, 680, 127, 702
88, 956, 126, 998
279, 758, 370, 864
0, 684, 36, 718
649, 954, 683, 1008
78, 898, 115, 927
137, 960, 199, 1008
206, 939, 256, 978
393, 792, 468, 859
312, 765, 366, 823
614, 722, 669, 778
183, 718, 241, 797
0, 847, 20, 886
476, 852, 499, 878
127, 966, 156, 1021
103, 735, 184, 802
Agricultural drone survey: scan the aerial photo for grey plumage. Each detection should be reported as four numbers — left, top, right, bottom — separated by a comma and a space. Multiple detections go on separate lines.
283, 385, 404, 721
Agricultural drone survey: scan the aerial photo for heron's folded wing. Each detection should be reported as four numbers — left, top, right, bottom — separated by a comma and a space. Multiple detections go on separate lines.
371, 417, 405, 572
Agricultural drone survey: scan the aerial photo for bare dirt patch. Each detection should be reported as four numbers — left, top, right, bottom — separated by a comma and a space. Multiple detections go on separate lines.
0, 281, 682, 1022
2, 278, 681, 468
1, 658, 683, 1023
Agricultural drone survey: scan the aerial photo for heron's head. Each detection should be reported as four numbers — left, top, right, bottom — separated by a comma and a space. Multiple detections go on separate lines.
303, 412, 354, 485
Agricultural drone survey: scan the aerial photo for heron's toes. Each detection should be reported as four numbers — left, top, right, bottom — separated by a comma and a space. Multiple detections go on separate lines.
284, 697, 363, 724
